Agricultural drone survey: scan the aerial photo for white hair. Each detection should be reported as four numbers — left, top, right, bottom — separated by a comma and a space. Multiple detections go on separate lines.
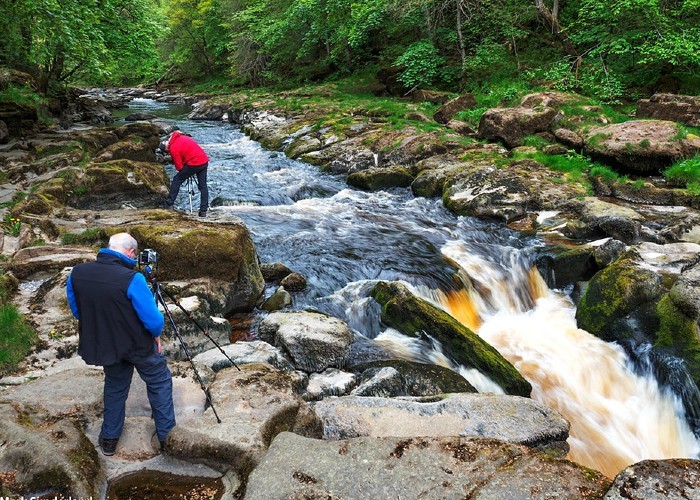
108, 233, 138, 254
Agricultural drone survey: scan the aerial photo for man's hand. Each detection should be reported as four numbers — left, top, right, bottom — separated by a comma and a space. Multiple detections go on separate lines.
155, 336, 162, 354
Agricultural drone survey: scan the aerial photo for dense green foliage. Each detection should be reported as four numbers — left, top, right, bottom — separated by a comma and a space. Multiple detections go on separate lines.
0, 0, 164, 90
2, 0, 699, 96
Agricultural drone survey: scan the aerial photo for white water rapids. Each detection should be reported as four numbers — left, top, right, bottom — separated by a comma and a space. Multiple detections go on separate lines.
414, 240, 700, 477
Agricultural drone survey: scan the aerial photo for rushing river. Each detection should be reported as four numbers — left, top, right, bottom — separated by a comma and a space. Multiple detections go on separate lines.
118, 98, 700, 477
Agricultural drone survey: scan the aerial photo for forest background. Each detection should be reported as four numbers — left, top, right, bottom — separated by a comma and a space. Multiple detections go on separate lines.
1, 0, 700, 102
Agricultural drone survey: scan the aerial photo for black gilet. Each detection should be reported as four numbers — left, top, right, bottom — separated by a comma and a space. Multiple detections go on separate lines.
70, 251, 154, 366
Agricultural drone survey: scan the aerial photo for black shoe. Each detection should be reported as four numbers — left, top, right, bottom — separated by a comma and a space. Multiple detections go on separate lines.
160, 440, 166, 452
162, 201, 174, 209
198, 210, 207, 217
98, 434, 119, 456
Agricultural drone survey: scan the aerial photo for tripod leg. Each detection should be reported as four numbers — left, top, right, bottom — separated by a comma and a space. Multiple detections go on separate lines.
153, 283, 222, 423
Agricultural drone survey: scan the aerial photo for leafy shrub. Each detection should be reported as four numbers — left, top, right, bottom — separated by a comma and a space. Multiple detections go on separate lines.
395, 41, 446, 89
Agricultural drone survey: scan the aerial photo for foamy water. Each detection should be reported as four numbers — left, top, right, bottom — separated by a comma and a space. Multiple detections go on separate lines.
433, 241, 700, 477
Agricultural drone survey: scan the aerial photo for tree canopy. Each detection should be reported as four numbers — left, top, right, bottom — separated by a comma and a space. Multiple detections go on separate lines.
1, 0, 699, 98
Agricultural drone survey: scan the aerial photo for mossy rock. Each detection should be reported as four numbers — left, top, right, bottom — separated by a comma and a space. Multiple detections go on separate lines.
536, 245, 599, 289
347, 166, 415, 191
369, 281, 531, 397
76, 159, 169, 210
655, 294, 700, 387
575, 249, 664, 342
111, 220, 264, 313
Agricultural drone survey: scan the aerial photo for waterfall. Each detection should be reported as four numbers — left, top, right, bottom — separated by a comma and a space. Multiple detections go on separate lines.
427, 240, 700, 478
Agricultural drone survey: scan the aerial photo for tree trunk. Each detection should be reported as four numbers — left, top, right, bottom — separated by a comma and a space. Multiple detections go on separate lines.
534, 0, 578, 56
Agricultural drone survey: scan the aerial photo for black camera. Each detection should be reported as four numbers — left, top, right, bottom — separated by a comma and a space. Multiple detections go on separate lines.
138, 248, 159, 266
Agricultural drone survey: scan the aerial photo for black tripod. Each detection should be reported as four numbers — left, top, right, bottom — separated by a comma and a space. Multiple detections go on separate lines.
144, 266, 240, 424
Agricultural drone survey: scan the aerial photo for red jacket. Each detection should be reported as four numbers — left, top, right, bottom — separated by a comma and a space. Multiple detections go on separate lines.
168, 131, 209, 171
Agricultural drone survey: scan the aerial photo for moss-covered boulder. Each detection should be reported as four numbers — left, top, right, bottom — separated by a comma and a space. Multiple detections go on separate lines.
369, 281, 531, 397
575, 242, 700, 344
347, 166, 416, 191
76, 160, 169, 210
582, 120, 700, 173
575, 248, 665, 342
477, 107, 559, 148
113, 217, 264, 313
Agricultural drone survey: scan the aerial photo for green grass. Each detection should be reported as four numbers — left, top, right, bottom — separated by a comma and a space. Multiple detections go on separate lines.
0, 304, 37, 375
60, 228, 104, 246
663, 156, 700, 186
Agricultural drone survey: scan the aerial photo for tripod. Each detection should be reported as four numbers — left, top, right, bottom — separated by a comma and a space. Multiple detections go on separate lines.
145, 267, 241, 424
184, 175, 199, 215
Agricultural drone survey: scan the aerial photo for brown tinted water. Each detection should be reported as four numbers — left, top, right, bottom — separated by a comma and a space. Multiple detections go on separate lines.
106, 471, 224, 499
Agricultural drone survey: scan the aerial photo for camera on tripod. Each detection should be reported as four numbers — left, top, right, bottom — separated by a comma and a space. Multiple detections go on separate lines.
138, 248, 159, 267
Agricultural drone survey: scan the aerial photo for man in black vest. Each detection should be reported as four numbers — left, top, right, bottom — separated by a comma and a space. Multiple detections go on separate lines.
66, 233, 175, 456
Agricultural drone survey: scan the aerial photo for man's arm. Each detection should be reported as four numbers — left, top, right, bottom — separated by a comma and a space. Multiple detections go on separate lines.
126, 273, 164, 336
66, 274, 80, 319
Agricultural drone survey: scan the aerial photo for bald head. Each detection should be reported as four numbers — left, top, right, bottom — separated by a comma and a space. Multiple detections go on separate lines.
108, 233, 138, 259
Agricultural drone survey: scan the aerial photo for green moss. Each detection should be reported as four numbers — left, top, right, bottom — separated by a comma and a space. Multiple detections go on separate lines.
575, 253, 663, 341
370, 281, 531, 397
67, 425, 100, 494
60, 228, 106, 246
655, 295, 700, 386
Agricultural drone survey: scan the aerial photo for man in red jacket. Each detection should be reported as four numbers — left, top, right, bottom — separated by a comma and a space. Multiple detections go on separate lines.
161, 131, 209, 217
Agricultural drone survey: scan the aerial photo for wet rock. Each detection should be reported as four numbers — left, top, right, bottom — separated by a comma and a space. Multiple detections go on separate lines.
593, 238, 628, 268
260, 262, 292, 282
245, 432, 609, 500
167, 363, 322, 473
351, 359, 476, 397
433, 93, 476, 124
279, 272, 306, 291
260, 286, 292, 311
258, 311, 354, 373
669, 261, 700, 319
347, 165, 415, 191
582, 120, 700, 173
604, 458, 700, 499
575, 240, 700, 384
370, 281, 531, 397
636, 93, 700, 127
478, 107, 558, 148
125, 112, 157, 121
536, 245, 598, 289
565, 197, 644, 244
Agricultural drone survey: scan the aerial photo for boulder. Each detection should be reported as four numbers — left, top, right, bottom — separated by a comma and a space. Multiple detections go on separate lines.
604, 458, 700, 499
260, 286, 292, 311
0, 404, 99, 499
351, 359, 476, 397
92, 139, 159, 163
124, 218, 265, 314
304, 369, 357, 401
279, 272, 306, 291
445, 119, 475, 136
433, 93, 476, 124
167, 363, 322, 473
410, 89, 451, 104
258, 311, 354, 373
314, 393, 570, 452
575, 241, 700, 385
520, 91, 587, 109
244, 433, 609, 499
260, 262, 293, 282
477, 107, 559, 148
582, 120, 700, 173
6, 246, 95, 279
569, 197, 645, 244
636, 94, 700, 127
347, 166, 415, 191
193, 340, 295, 373
370, 281, 531, 397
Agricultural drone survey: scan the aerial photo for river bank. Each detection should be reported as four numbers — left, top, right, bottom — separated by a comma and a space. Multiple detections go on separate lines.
0, 83, 699, 498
